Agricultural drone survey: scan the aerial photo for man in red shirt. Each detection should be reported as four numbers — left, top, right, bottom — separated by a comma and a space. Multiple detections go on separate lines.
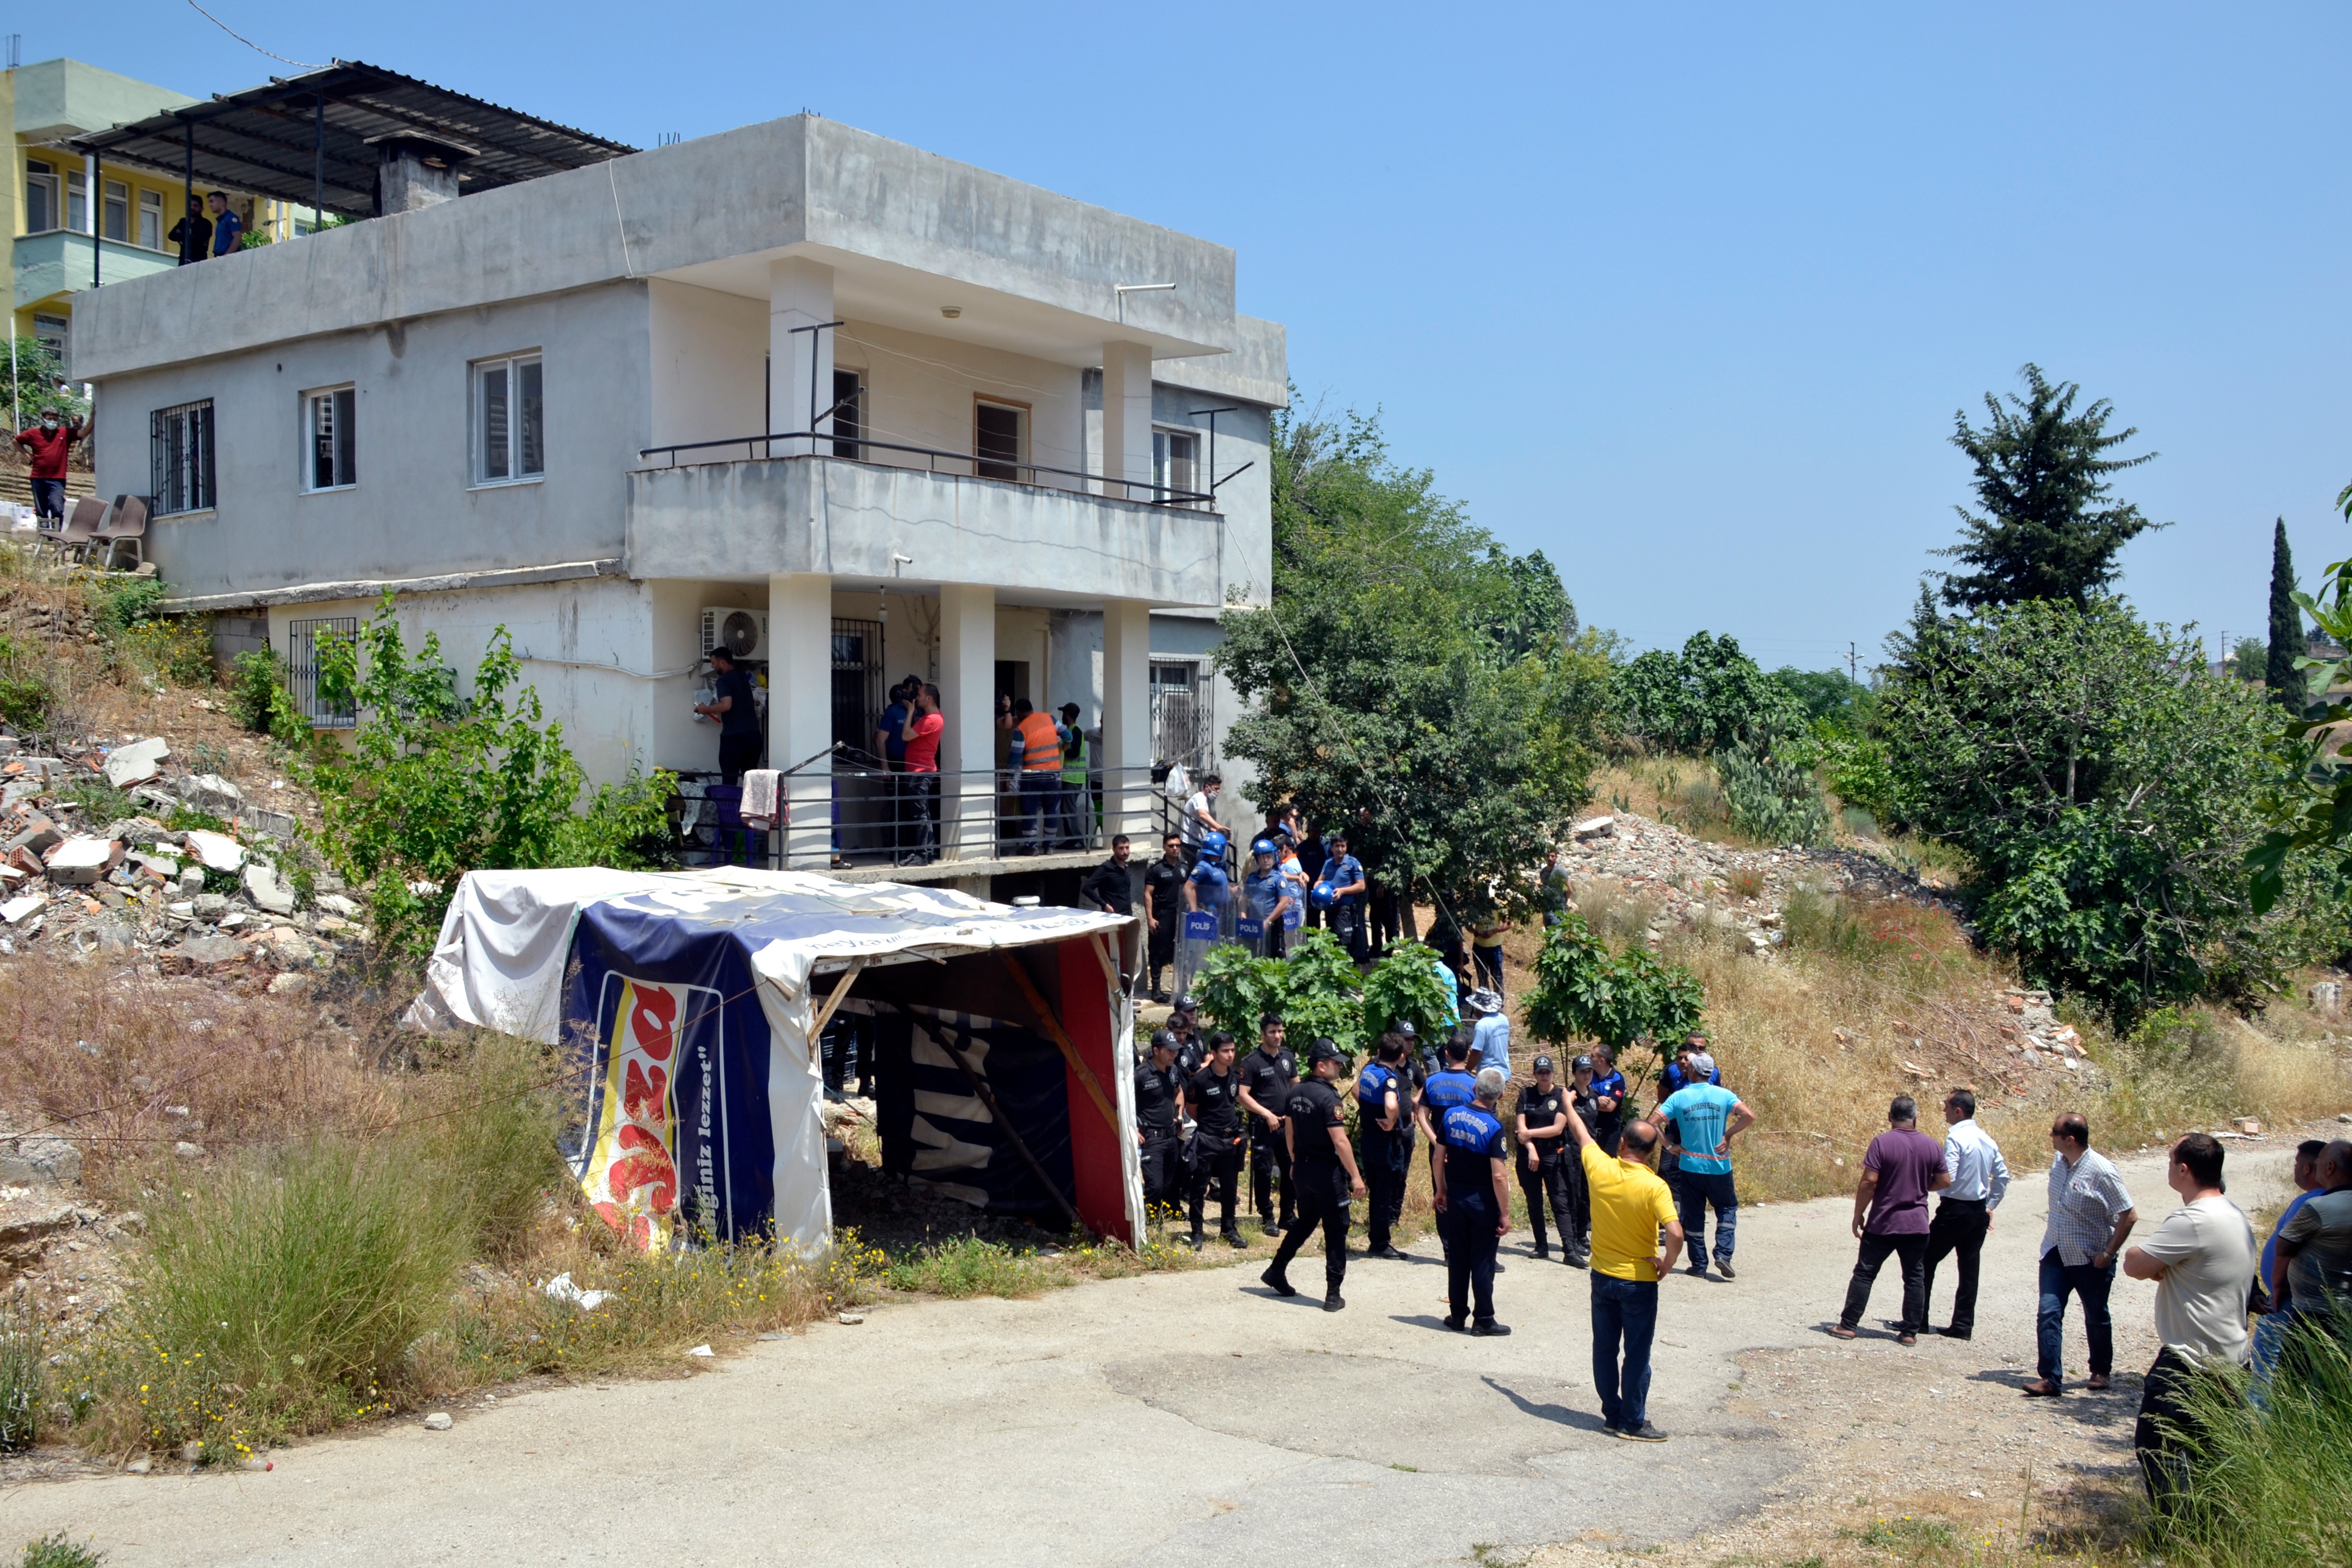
13, 408, 87, 525
898, 682, 945, 865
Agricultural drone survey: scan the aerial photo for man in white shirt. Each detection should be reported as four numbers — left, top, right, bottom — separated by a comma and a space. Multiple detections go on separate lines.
2024, 1111, 2137, 1398
1923, 1087, 2010, 1341
2122, 1133, 2256, 1510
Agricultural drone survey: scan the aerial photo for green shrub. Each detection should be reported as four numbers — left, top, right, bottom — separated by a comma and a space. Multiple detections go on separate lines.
0, 1304, 41, 1452
0, 634, 54, 730
17, 1534, 104, 1568
54, 777, 136, 825
228, 649, 307, 744
1193, 928, 1370, 1052
128, 1138, 465, 1446
1522, 912, 1704, 1100
1362, 939, 1456, 1044
1715, 740, 1830, 848
883, 1236, 1066, 1300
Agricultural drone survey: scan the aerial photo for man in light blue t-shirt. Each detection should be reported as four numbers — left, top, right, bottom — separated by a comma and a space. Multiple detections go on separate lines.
1650, 1055, 1755, 1280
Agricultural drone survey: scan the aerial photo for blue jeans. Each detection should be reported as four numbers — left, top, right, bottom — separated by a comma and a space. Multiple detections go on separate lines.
1590, 1272, 1659, 1431
1675, 1169, 1738, 1267
1017, 772, 1058, 851
2249, 1311, 2290, 1411
2037, 1250, 2116, 1384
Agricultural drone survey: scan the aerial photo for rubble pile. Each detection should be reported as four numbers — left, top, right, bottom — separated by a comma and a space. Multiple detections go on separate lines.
0, 730, 363, 993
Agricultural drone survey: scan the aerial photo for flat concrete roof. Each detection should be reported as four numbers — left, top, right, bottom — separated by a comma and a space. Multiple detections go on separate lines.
72, 114, 1248, 382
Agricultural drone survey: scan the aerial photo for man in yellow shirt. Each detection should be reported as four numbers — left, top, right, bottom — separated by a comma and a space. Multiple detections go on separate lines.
1564, 1091, 1685, 1441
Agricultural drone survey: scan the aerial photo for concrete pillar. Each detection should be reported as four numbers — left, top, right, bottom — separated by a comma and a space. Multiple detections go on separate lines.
770, 258, 836, 457
768, 573, 833, 868
1100, 340, 1154, 496
937, 583, 997, 862
1101, 599, 1153, 847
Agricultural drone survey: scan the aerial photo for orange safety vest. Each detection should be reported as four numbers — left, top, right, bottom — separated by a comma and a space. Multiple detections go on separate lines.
1015, 711, 1063, 772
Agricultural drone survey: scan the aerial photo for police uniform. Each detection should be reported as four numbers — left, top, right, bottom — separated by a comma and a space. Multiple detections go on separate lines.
1356, 1058, 1410, 1254
1266, 1073, 1351, 1296
1420, 1067, 1477, 1174
1588, 1065, 1628, 1156
1134, 1056, 1184, 1205
1439, 1099, 1510, 1329
1514, 1078, 1576, 1260
1240, 1041, 1298, 1230
1185, 1061, 1247, 1243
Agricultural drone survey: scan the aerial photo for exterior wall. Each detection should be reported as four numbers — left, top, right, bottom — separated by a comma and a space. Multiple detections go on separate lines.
97, 279, 651, 598
647, 279, 763, 451
834, 320, 1086, 481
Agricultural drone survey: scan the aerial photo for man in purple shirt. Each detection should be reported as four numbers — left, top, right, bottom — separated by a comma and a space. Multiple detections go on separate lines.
1830, 1095, 1951, 1345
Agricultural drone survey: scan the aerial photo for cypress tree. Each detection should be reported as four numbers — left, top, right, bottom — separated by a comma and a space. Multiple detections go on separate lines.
2267, 518, 2309, 712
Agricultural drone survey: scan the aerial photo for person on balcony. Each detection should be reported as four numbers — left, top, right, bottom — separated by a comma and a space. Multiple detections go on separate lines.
693, 646, 764, 785
1056, 701, 1091, 849
898, 682, 944, 865
1007, 698, 1068, 855
167, 195, 211, 266
206, 191, 244, 257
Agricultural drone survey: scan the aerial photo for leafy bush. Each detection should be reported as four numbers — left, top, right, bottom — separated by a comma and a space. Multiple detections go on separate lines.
228, 648, 307, 744
309, 594, 675, 949
1714, 740, 1830, 848
1194, 943, 1286, 1039
1194, 928, 1369, 1051
1362, 939, 1456, 1044
126, 1138, 465, 1446
53, 776, 136, 825
0, 635, 54, 730
1522, 912, 1704, 1098
1612, 632, 1806, 754
17, 1535, 105, 1568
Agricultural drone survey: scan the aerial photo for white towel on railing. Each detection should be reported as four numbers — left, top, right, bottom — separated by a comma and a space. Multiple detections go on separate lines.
741, 769, 781, 828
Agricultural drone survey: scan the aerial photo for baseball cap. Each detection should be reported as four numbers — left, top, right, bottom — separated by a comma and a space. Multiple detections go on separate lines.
1571, 1053, 1594, 1072
1685, 1050, 1717, 1080
1149, 1029, 1177, 1054
1173, 992, 1197, 1013
1532, 1054, 1555, 1074
1307, 1037, 1346, 1065
1394, 1019, 1418, 1039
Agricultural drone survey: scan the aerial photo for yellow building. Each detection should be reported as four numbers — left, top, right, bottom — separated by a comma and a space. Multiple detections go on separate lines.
6, 57, 300, 368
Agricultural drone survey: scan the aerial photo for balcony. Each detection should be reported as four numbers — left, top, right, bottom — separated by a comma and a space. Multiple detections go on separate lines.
625, 448, 1226, 606
13, 230, 180, 310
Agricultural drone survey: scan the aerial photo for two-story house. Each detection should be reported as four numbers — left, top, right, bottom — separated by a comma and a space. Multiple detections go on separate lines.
70, 91, 1284, 889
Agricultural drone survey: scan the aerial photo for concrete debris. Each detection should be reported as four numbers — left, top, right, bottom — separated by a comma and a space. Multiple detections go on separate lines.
241, 861, 296, 915
102, 738, 169, 789
172, 1141, 205, 1161
0, 1133, 82, 1186
837, 1311, 867, 1326
45, 837, 118, 885
175, 772, 244, 817
1570, 815, 1615, 841
183, 829, 243, 873
422, 1412, 454, 1432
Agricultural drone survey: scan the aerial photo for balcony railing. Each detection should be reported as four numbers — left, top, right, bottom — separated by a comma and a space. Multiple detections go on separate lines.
635, 430, 1215, 508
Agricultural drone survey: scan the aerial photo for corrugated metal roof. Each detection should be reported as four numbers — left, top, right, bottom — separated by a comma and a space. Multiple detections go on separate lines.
68, 60, 634, 220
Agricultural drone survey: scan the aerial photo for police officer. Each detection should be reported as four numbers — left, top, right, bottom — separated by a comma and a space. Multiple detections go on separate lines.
1262, 1039, 1366, 1311
1134, 1031, 1185, 1208
1433, 1066, 1514, 1335
1185, 1032, 1248, 1248
1515, 1055, 1582, 1265
1416, 1033, 1496, 1273
1357, 1032, 1412, 1260
1237, 1014, 1297, 1236
1565, 1053, 1602, 1262
1166, 995, 1206, 1077
1588, 1043, 1628, 1156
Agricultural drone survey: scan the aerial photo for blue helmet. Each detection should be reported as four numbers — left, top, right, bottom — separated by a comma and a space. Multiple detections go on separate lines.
1201, 831, 1228, 856
1251, 837, 1278, 857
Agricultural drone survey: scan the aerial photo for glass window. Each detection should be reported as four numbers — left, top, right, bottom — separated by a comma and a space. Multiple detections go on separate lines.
66, 169, 86, 233
303, 386, 356, 491
287, 618, 359, 729
974, 400, 1023, 481
472, 354, 544, 484
150, 400, 216, 516
102, 180, 129, 242
24, 162, 55, 233
831, 369, 863, 459
138, 189, 163, 250
1152, 429, 1199, 503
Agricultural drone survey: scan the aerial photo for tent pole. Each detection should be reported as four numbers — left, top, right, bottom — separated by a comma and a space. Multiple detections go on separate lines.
808, 957, 867, 1042
997, 950, 1117, 1132
928, 1018, 1090, 1239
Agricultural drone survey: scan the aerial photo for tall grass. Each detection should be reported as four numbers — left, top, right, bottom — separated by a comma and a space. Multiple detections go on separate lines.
0, 1305, 41, 1452
2155, 1317, 2352, 1568
408, 1032, 567, 1264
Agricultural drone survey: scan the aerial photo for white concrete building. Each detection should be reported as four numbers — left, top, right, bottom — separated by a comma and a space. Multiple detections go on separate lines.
72, 110, 1283, 887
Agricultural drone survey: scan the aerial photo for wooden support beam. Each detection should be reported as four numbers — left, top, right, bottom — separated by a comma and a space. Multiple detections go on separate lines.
928, 1018, 1089, 1238
808, 957, 868, 1043
998, 949, 1117, 1132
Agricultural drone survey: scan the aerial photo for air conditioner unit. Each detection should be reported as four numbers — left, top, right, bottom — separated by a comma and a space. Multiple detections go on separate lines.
699, 607, 770, 663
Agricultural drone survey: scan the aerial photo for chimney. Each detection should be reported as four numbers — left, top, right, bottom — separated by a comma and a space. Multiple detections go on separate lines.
374, 135, 469, 212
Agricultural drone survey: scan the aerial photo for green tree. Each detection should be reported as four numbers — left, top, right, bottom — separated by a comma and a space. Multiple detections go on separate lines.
2228, 636, 2266, 683
5, 337, 85, 424
2266, 518, 2309, 712
1938, 364, 2164, 609
1217, 407, 1609, 922
2251, 480, 2352, 913
310, 594, 675, 948
1881, 598, 2342, 1020
1521, 912, 1704, 1101
1612, 632, 1806, 754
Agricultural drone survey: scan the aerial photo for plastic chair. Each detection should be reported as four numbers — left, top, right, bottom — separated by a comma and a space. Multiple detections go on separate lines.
53, 497, 108, 564
94, 494, 149, 571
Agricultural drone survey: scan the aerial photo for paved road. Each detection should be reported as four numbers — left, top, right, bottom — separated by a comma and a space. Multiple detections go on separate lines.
2, 1138, 2299, 1567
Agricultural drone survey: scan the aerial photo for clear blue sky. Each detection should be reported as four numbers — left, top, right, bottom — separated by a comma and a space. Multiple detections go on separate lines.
36, 3, 2352, 671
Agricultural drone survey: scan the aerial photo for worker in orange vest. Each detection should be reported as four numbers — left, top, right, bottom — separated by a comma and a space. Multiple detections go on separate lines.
1008, 697, 1068, 855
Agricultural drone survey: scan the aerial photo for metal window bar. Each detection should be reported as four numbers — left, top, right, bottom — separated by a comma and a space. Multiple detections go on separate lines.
1149, 669, 1214, 774
148, 398, 215, 516
634, 431, 1216, 507
287, 616, 359, 729
829, 618, 884, 754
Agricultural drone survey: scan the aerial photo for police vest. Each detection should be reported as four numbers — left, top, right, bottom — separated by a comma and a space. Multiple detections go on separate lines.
1016, 712, 1062, 773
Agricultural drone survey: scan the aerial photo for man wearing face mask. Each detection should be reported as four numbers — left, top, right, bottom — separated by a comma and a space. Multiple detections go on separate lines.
13, 406, 87, 529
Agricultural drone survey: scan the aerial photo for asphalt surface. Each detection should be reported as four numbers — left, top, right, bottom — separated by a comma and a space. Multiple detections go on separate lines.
1, 1137, 2301, 1567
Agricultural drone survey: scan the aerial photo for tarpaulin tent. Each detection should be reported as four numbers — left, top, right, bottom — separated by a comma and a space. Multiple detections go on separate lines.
405, 866, 1143, 1251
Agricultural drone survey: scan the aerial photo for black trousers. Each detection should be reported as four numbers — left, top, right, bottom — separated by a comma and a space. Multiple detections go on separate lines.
1269, 1163, 1350, 1291
1922, 1197, 1991, 1334
1146, 913, 1176, 993
2137, 1344, 2230, 1511
1189, 1136, 1244, 1236
719, 732, 764, 786
1250, 1124, 1295, 1228
1841, 1231, 1929, 1334
1563, 1140, 1591, 1248
1139, 1134, 1181, 1207
1362, 1126, 1409, 1251
903, 772, 939, 863
1519, 1158, 1573, 1253
1443, 1192, 1500, 1322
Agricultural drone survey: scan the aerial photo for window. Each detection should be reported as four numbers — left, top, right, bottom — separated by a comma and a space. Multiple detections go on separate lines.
65, 169, 86, 234
102, 180, 128, 242
1152, 428, 1199, 504
32, 314, 68, 360
287, 617, 359, 729
303, 386, 356, 491
831, 369, 863, 460
1150, 660, 1211, 772
23, 161, 56, 233
138, 190, 163, 250
830, 618, 883, 753
473, 354, 545, 484
974, 399, 1024, 482
151, 399, 216, 516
